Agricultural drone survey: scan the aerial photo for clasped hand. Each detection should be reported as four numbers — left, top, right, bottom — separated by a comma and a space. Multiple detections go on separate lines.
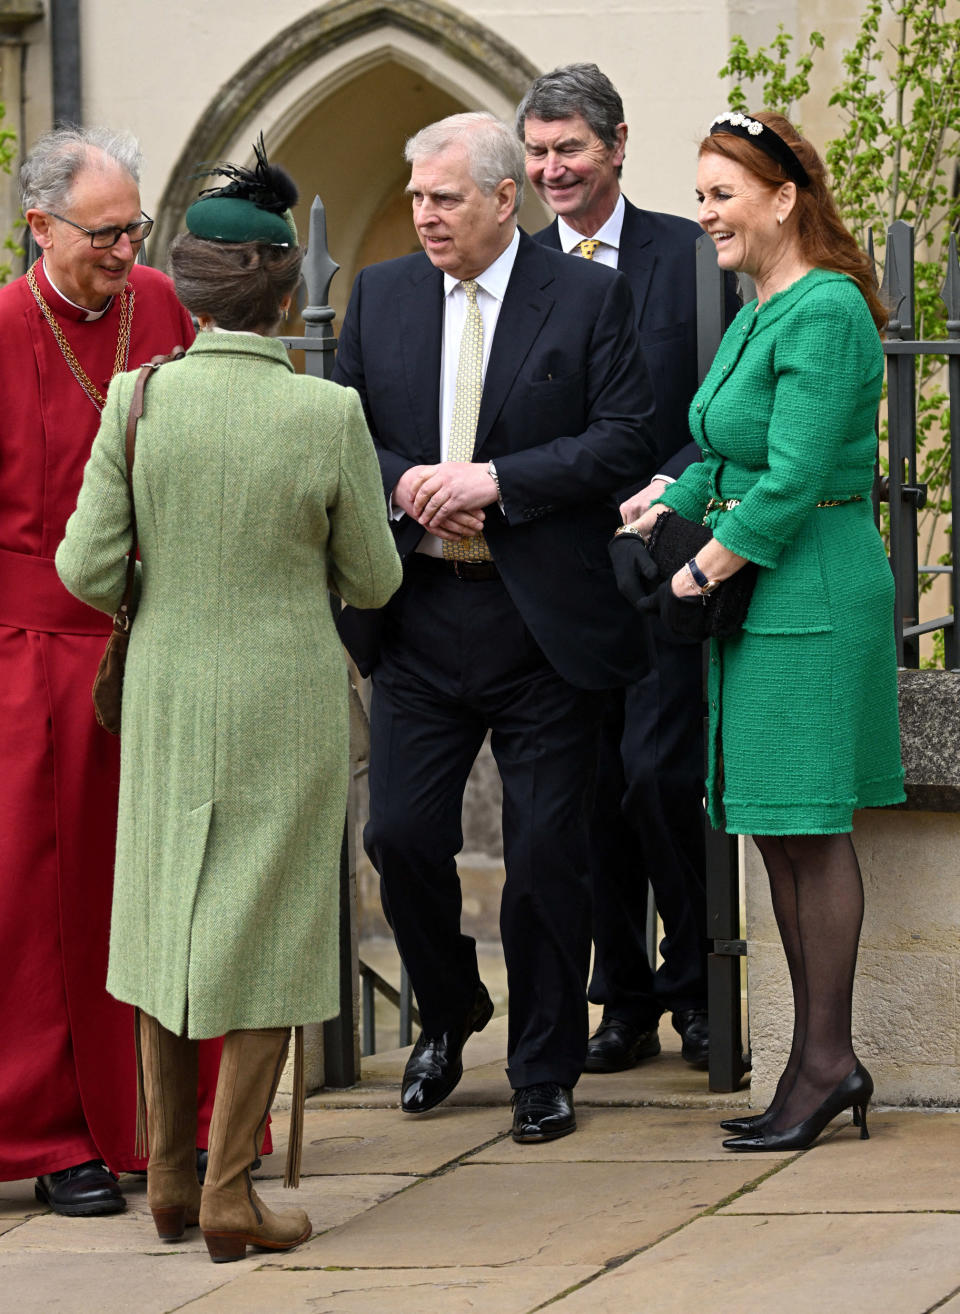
395, 462, 498, 542
622, 495, 692, 599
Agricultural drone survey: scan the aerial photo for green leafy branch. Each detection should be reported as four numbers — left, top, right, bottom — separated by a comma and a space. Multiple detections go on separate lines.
0, 100, 21, 285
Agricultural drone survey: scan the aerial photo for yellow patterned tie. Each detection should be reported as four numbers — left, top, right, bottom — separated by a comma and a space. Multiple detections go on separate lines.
443, 279, 492, 561
578, 239, 600, 260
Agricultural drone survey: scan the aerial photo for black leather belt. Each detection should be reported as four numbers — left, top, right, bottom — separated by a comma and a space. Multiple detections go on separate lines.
412, 555, 500, 582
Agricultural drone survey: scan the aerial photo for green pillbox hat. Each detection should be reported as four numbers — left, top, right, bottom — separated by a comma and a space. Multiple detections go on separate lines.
186, 134, 298, 247
185, 196, 297, 246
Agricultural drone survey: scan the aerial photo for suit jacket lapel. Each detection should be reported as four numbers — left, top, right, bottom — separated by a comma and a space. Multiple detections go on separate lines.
537, 219, 563, 252
617, 200, 657, 324
474, 234, 554, 455
399, 259, 444, 458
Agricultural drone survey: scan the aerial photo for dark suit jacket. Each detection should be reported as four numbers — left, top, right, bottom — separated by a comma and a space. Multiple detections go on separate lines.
534, 198, 728, 482
331, 230, 657, 690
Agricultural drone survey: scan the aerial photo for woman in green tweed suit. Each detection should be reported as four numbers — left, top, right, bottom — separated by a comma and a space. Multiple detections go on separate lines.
634, 113, 904, 1154
57, 151, 401, 1261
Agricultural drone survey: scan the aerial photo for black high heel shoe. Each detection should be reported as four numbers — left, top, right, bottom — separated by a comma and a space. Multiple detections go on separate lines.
722, 1061, 873, 1152
721, 1103, 865, 1135
720, 1108, 776, 1135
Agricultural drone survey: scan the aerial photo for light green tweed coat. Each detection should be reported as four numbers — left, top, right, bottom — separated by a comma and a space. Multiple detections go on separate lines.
57, 333, 402, 1037
660, 270, 905, 835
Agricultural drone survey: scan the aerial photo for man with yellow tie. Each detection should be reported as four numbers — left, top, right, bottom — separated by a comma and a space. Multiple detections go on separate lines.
332, 111, 656, 1141
519, 64, 739, 1077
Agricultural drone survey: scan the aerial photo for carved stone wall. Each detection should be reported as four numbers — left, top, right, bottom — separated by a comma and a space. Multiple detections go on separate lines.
746, 671, 960, 1108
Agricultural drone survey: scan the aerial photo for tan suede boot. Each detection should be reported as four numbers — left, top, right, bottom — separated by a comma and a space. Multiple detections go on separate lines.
138, 1011, 201, 1241
199, 1028, 311, 1263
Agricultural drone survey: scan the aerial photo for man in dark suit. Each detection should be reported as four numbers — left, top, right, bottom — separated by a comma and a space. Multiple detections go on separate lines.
332, 110, 655, 1141
518, 63, 724, 1073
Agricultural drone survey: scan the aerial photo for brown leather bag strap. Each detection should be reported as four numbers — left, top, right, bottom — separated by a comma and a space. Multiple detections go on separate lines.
115, 346, 187, 632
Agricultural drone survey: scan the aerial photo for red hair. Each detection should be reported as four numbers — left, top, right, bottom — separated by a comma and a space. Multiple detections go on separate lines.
701, 111, 887, 332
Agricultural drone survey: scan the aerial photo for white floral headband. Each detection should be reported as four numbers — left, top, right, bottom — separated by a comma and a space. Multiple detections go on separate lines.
709, 112, 811, 188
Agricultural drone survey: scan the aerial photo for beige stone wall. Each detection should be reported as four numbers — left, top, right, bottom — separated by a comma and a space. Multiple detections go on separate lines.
4, 0, 872, 294
745, 813, 960, 1108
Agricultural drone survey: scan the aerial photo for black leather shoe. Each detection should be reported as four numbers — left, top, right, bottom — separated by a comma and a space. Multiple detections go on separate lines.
511, 1083, 576, 1142
584, 1017, 661, 1073
720, 1110, 775, 1135
34, 1161, 125, 1217
723, 1062, 873, 1152
401, 983, 494, 1114
672, 1008, 709, 1069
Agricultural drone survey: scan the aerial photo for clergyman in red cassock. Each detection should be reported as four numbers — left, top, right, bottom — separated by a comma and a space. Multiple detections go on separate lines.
0, 127, 230, 1216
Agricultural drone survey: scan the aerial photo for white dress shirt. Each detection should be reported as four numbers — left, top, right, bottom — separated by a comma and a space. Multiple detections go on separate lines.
412, 227, 520, 555
555, 192, 625, 270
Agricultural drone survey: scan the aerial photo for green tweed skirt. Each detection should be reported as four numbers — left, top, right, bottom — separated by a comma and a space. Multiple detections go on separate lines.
706, 511, 905, 835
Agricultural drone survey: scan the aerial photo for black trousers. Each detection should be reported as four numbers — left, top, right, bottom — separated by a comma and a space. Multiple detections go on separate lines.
365, 558, 603, 1089
587, 622, 709, 1028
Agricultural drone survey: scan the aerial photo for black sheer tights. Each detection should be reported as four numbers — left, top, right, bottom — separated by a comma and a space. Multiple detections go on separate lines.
751, 833, 864, 1132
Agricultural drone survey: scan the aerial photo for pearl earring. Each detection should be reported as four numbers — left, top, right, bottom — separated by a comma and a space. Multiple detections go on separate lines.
777, 215, 784, 226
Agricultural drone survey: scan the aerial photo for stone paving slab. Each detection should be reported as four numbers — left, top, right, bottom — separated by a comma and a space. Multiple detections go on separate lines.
259, 1105, 508, 1177
0, 1173, 412, 1254
466, 1107, 794, 1163
0, 1252, 235, 1314
296, 1159, 771, 1268
316, 1012, 748, 1112
546, 1213, 960, 1314
182, 1264, 600, 1313
0, 1177, 44, 1221
719, 1111, 960, 1214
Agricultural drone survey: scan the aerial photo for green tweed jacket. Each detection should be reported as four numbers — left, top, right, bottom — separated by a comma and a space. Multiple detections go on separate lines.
57, 333, 402, 1035
660, 270, 904, 834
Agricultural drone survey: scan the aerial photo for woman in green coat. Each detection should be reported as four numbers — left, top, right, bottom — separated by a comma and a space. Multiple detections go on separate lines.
633, 112, 904, 1153
57, 150, 401, 1260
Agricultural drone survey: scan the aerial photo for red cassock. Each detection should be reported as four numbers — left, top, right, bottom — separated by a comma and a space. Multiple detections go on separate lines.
0, 261, 246, 1177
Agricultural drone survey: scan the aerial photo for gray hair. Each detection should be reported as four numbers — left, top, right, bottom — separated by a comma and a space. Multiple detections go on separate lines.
405, 112, 524, 214
516, 63, 625, 164
19, 125, 142, 213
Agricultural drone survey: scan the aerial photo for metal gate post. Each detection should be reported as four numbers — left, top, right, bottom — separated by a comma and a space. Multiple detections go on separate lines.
696, 237, 749, 1091
280, 198, 360, 1085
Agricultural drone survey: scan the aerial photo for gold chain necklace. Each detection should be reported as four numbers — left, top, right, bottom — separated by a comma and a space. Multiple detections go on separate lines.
27, 259, 135, 413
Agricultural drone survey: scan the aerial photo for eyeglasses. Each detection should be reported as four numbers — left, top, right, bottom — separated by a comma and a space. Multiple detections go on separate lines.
47, 211, 154, 249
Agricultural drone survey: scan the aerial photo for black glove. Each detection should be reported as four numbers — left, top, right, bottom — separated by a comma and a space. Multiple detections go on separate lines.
608, 530, 660, 610
656, 580, 713, 644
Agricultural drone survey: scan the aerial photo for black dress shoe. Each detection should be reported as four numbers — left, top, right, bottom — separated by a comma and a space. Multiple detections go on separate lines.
401, 983, 494, 1114
35, 1161, 126, 1217
672, 1008, 709, 1069
511, 1083, 576, 1142
584, 1017, 661, 1073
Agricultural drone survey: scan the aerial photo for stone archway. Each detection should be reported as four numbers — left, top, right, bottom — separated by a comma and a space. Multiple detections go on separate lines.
152, 0, 547, 303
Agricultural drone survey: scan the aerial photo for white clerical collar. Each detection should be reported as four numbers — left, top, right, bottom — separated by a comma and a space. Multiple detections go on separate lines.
557, 192, 626, 255
443, 226, 520, 302
42, 259, 113, 321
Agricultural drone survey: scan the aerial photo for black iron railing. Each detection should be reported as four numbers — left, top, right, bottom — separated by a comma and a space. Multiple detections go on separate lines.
878, 223, 960, 669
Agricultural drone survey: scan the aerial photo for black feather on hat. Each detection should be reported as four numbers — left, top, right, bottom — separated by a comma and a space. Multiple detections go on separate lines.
185, 134, 299, 246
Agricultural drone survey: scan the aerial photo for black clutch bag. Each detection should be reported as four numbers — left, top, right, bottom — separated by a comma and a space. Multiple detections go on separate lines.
608, 509, 758, 642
